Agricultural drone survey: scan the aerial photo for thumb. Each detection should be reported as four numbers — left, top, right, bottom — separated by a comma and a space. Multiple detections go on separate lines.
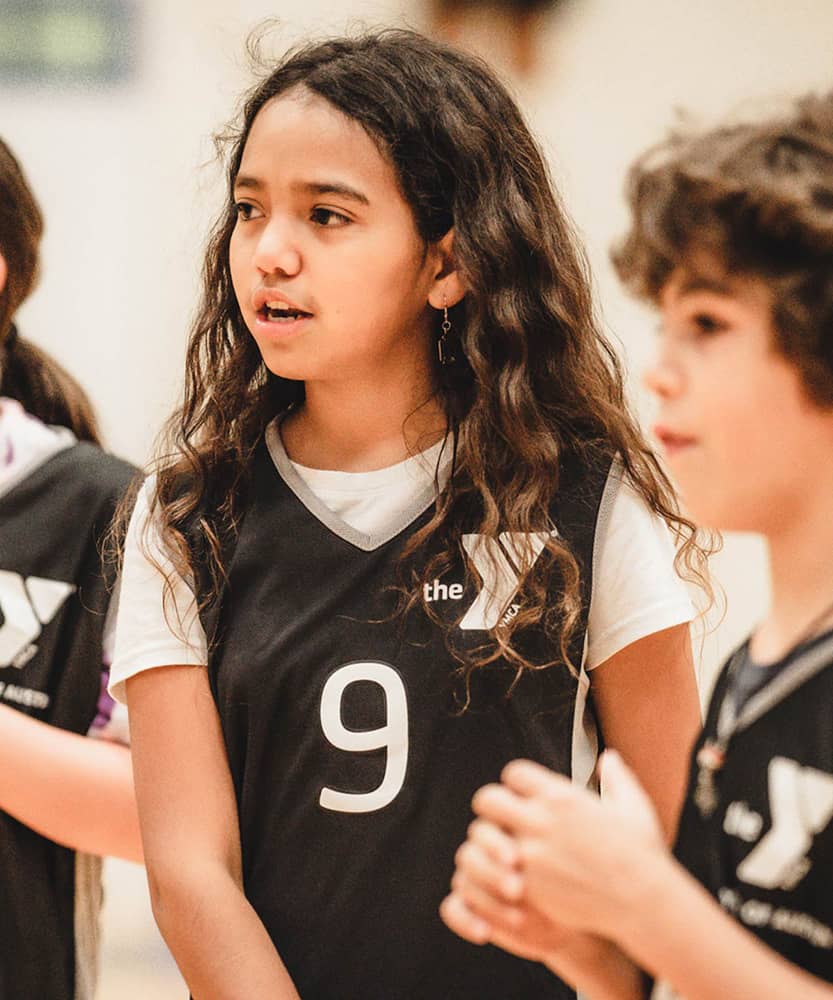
599, 750, 657, 827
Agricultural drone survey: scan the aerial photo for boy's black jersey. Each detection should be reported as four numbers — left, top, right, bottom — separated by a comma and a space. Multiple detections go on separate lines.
654, 629, 833, 997
203, 426, 613, 1000
0, 442, 136, 1000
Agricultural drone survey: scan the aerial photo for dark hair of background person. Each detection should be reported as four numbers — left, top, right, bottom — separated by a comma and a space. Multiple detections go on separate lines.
615, 90, 833, 408
0, 138, 101, 444
144, 29, 711, 691
433, 0, 557, 14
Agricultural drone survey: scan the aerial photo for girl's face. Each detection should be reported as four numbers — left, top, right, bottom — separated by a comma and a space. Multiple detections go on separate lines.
645, 267, 833, 534
229, 88, 443, 389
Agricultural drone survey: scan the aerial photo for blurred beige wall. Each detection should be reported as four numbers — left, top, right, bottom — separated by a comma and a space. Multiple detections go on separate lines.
3, 1, 831, 995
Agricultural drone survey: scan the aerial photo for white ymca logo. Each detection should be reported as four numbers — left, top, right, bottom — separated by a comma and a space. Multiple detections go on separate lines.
0, 570, 75, 669
455, 531, 554, 631
734, 756, 833, 891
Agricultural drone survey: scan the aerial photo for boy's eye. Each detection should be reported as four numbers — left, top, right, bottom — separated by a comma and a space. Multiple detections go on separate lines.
234, 201, 262, 221
310, 207, 350, 227
691, 312, 727, 335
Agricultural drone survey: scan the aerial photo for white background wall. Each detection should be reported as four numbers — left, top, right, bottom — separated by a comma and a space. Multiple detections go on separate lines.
3, 1, 833, 995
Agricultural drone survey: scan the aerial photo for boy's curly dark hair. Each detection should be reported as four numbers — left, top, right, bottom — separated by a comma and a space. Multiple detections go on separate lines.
614, 90, 833, 407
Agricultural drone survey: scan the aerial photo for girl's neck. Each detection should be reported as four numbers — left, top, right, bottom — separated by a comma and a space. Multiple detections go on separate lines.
281, 378, 446, 473
752, 477, 833, 663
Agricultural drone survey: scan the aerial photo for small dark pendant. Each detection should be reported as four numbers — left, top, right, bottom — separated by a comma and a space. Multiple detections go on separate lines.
693, 741, 725, 818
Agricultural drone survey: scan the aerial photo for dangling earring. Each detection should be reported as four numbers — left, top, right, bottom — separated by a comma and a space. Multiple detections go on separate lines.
437, 301, 455, 366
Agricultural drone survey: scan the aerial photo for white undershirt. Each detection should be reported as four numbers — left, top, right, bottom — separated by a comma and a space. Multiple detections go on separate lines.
110, 443, 693, 704
290, 439, 448, 537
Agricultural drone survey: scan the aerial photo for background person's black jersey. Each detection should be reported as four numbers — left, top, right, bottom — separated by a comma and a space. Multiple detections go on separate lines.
652, 630, 833, 999
201, 425, 615, 999
0, 442, 136, 1000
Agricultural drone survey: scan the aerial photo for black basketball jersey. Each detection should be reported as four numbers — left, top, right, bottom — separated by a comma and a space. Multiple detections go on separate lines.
201, 425, 613, 999
652, 631, 833, 999
0, 442, 137, 1000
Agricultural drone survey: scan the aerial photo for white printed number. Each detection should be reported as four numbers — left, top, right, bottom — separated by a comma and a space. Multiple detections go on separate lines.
319, 661, 408, 814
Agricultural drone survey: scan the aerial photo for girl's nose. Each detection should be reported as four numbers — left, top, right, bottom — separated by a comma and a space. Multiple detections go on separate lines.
253, 222, 301, 277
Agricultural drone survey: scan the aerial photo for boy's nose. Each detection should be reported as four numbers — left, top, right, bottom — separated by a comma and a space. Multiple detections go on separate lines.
643, 358, 684, 399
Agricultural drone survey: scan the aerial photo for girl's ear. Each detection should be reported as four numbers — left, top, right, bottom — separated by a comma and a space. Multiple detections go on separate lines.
427, 229, 466, 309
0, 253, 7, 296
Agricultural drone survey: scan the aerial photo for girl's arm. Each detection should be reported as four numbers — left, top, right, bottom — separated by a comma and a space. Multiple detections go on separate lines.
0, 702, 141, 861
127, 664, 301, 1000
589, 621, 699, 838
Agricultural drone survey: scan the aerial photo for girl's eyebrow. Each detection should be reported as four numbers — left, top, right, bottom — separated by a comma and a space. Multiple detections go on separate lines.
233, 174, 264, 193
232, 174, 370, 206
297, 180, 370, 205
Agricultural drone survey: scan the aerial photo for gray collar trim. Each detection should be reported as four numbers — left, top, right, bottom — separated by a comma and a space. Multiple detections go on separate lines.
733, 631, 833, 734
264, 420, 449, 552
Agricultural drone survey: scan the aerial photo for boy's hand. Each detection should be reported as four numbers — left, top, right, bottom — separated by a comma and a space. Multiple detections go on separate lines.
470, 751, 668, 941
441, 815, 571, 961
440, 808, 646, 1000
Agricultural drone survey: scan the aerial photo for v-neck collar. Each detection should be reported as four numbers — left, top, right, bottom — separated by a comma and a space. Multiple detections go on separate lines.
264, 420, 452, 552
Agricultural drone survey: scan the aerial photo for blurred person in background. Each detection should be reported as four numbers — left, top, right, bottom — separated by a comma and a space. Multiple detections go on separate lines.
428, 0, 570, 76
0, 137, 141, 1000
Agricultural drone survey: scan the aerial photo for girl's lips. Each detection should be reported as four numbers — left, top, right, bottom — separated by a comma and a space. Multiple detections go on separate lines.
253, 311, 312, 336
251, 288, 311, 314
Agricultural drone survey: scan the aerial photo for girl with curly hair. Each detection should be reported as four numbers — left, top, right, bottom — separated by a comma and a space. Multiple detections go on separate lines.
111, 29, 703, 999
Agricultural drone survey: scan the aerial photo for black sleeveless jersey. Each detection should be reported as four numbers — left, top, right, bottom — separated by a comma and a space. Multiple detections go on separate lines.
0, 442, 137, 1000
652, 631, 833, 998
203, 426, 613, 999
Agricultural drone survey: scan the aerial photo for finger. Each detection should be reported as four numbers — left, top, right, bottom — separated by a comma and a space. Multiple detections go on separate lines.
487, 923, 546, 964
599, 750, 653, 812
501, 759, 574, 800
601, 750, 665, 844
440, 891, 492, 945
471, 784, 541, 833
467, 818, 521, 869
455, 840, 524, 902
451, 871, 526, 931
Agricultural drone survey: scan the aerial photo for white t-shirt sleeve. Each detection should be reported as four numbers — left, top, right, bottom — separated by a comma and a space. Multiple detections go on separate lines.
109, 477, 208, 705
584, 465, 695, 670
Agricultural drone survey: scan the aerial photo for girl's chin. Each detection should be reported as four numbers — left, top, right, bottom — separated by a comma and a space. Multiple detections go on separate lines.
260, 361, 307, 382
252, 343, 312, 382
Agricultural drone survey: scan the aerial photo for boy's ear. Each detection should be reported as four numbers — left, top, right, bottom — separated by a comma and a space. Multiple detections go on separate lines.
428, 229, 466, 309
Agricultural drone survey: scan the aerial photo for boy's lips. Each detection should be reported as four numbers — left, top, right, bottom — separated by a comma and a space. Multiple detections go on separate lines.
653, 425, 698, 456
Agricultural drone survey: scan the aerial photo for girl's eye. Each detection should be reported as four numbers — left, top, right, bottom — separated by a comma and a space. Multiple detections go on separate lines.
234, 201, 262, 222
310, 207, 350, 227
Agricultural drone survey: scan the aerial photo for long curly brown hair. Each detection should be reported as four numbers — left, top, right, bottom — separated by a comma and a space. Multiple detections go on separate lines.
142, 29, 707, 684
